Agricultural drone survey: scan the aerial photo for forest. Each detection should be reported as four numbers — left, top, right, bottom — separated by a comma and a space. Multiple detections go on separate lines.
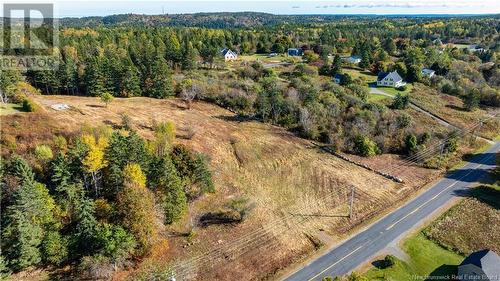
1, 13, 500, 279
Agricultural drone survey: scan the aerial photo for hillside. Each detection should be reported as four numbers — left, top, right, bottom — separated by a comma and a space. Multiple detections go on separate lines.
0, 95, 438, 280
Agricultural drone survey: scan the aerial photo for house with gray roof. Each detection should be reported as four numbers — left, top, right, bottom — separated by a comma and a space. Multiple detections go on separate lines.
422, 68, 436, 78
344, 55, 361, 64
220, 48, 237, 61
377, 71, 405, 88
458, 249, 500, 281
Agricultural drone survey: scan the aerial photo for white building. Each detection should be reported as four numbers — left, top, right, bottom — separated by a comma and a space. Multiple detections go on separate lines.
377, 71, 405, 88
345, 55, 361, 64
220, 48, 237, 61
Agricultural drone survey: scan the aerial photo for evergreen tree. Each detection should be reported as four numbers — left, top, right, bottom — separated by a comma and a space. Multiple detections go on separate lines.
331, 54, 342, 76
149, 155, 187, 224
2, 164, 57, 271
84, 58, 107, 97
181, 41, 198, 71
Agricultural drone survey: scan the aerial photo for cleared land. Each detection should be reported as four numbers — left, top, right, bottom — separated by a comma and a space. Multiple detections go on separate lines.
408, 83, 500, 139
423, 185, 500, 255
0, 94, 421, 280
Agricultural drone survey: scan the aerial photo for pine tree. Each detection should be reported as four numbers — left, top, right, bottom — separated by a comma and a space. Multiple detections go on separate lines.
331, 54, 342, 75
2, 165, 57, 271
84, 58, 106, 97
149, 155, 187, 224
149, 56, 174, 98
181, 41, 198, 70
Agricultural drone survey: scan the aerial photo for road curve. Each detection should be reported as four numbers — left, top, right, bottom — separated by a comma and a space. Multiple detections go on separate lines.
284, 141, 500, 281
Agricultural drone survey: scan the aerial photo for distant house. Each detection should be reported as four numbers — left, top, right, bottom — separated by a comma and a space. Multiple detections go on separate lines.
421, 68, 435, 78
287, 48, 303, 56
377, 71, 405, 88
333, 73, 345, 84
220, 48, 237, 61
458, 250, 500, 281
432, 38, 443, 46
345, 55, 361, 64
468, 45, 486, 53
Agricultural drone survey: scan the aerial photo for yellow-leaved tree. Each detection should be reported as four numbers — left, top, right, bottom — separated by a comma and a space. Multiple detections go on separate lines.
81, 133, 109, 196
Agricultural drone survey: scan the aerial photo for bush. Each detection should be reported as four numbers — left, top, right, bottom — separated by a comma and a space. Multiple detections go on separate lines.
391, 93, 410, 109
22, 98, 40, 112
353, 135, 380, 157
396, 85, 407, 91
35, 144, 53, 161
382, 255, 396, 268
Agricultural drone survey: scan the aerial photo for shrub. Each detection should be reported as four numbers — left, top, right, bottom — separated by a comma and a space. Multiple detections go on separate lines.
391, 93, 410, 109
353, 135, 380, 157
100, 92, 114, 107
382, 255, 396, 268
22, 98, 40, 112
35, 144, 54, 161
396, 85, 407, 91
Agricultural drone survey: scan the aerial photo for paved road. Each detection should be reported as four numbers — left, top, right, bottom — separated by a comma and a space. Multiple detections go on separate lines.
285, 141, 500, 281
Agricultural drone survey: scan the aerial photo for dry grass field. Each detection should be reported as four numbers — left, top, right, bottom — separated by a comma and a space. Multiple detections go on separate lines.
423, 179, 500, 256
1, 95, 446, 280
409, 84, 500, 139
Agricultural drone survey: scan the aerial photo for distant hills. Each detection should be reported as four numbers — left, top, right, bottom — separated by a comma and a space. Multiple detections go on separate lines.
59, 12, 497, 29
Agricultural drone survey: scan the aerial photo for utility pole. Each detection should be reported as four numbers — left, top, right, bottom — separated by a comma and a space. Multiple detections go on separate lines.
349, 186, 355, 219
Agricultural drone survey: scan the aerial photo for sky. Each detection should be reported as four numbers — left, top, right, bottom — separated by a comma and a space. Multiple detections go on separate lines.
6, 0, 500, 17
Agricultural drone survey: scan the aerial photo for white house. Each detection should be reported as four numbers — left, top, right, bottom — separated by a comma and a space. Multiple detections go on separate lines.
422, 68, 435, 78
377, 71, 405, 88
345, 55, 361, 64
458, 250, 500, 281
220, 48, 237, 61
468, 45, 486, 53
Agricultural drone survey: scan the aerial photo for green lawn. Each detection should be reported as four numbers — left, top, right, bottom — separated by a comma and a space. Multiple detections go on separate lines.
368, 94, 391, 103
342, 67, 377, 85
0, 103, 23, 115
238, 54, 295, 63
364, 233, 464, 280
376, 84, 413, 96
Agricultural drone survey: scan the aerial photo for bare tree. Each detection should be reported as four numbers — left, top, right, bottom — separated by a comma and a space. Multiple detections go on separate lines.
180, 83, 202, 109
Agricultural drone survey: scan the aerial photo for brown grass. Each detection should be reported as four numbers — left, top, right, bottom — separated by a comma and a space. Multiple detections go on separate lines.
3, 95, 441, 280
409, 84, 500, 140
424, 194, 500, 255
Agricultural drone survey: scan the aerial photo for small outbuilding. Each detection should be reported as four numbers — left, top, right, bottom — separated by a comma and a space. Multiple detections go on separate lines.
287, 48, 303, 56
344, 55, 361, 64
333, 73, 345, 84
458, 249, 500, 281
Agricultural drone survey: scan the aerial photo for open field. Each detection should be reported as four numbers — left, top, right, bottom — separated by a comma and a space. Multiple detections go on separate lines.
409, 84, 500, 139
423, 184, 500, 255
0, 94, 433, 280
342, 67, 377, 84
